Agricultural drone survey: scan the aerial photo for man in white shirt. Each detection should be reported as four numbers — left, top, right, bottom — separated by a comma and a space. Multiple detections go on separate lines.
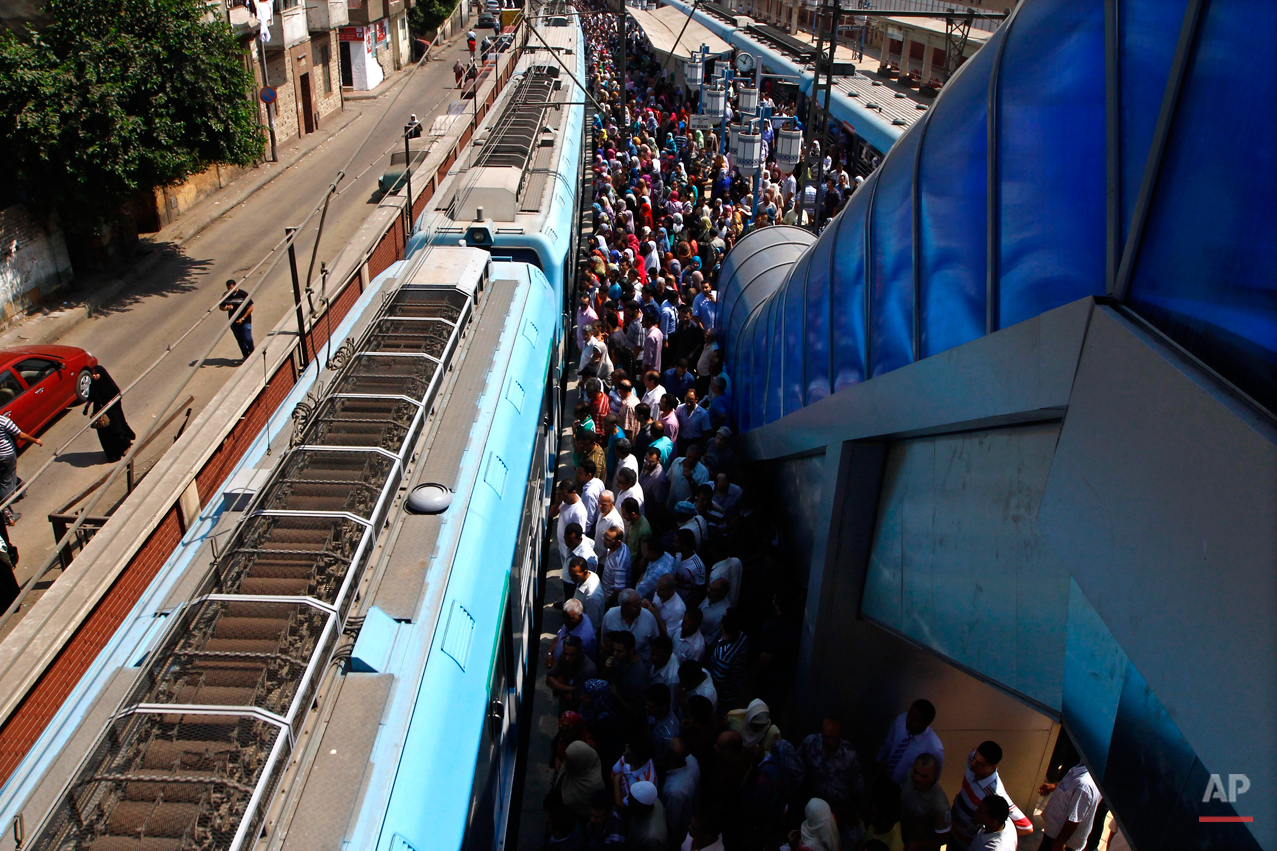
555, 480, 588, 596
950, 742, 1033, 848
969, 796, 1018, 851
676, 660, 717, 712
578, 462, 604, 533
600, 589, 661, 668
674, 607, 706, 664
877, 699, 945, 786
599, 526, 631, 603
641, 369, 666, 411
650, 634, 681, 686
613, 438, 640, 487
708, 557, 742, 608
698, 577, 730, 646
593, 490, 626, 555
665, 449, 710, 513
647, 573, 686, 636
615, 467, 645, 517
570, 556, 606, 633
1038, 764, 1101, 851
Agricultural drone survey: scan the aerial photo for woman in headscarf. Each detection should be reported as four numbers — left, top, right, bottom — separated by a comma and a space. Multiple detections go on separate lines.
84, 366, 135, 463
724, 698, 781, 753
791, 798, 840, 851
637, 197, 654, 234
548, 740, 605, 821
548, 710, 592, 770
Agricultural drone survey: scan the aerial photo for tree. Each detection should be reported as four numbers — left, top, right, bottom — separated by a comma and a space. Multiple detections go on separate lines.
0, 0, 264, 235
410, 0, 462, 39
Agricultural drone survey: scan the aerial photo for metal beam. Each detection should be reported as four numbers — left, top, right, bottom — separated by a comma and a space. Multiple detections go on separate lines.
1111, 0, 1206, 301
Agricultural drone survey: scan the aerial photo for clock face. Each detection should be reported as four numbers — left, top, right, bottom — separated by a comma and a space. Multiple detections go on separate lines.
736, 52, 755, 73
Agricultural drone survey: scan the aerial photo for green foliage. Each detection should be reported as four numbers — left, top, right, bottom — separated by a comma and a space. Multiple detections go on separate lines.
0, 0, 265, 233
409, 0, 462, 38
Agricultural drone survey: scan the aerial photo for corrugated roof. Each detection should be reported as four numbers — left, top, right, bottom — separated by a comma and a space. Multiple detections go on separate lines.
835, 72, 930, 130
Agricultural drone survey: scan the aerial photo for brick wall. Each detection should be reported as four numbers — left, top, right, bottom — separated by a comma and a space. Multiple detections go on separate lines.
0, 508, 183, 783
193, 356, 299, 501
267, 49, 300, 144
310, 31, 343, 120
0, 204, 74, 322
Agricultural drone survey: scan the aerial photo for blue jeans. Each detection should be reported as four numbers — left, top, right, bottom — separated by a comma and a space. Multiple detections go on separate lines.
231, 321, 254, 359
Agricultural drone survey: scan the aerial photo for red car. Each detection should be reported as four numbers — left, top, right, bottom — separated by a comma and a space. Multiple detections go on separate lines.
0, 345, 99, 436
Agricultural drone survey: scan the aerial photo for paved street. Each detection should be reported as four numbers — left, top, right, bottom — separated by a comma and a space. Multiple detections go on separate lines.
0, 36, 473, 615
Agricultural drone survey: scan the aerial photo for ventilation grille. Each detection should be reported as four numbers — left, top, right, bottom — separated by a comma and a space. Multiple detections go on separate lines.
28, 281, 476, 851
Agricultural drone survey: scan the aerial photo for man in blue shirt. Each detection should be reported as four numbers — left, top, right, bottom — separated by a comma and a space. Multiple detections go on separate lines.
692, 278, 717, 330
662, 359, 696, 402
705, 376, 731, 430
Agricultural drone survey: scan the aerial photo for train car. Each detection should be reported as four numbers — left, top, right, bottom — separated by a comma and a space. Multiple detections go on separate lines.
408, 1, 586, 307
13, 244, 562, 851
660, 0, 905, 156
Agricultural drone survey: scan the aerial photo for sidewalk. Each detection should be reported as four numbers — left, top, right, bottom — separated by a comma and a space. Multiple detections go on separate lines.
0, 104, 364, 351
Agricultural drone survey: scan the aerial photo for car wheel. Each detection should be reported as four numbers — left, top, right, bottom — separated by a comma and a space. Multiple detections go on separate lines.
75, 369, 92, 402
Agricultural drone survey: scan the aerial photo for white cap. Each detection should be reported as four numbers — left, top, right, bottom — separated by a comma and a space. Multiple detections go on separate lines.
629, 780, 658, 805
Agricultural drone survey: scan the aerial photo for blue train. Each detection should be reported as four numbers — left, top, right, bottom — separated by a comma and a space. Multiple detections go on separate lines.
409, 4, 587, 303
10, 4, 585, 851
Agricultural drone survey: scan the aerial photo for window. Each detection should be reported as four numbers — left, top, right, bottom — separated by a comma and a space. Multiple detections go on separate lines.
317, 42, 332, 94
14, 358, 59, 387
0, 371, 23, 407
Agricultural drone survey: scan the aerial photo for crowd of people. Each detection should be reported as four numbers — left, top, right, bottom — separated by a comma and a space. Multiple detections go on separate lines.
536, 4, 1111, 851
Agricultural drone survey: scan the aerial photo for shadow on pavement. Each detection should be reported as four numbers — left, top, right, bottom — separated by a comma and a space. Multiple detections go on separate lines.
53, 451, 106, 469
80, 242, 213, 317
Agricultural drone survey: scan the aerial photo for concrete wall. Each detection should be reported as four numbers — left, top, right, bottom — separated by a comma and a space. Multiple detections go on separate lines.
0, 205, 73, 321
748, 297, 1272, 850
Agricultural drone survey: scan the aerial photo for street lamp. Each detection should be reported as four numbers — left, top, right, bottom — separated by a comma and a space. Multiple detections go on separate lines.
737, 82, 759, 115
775, 126, 803, 174
684, 55, 704, 89
703, 83, 726, 120
736, 128, 763, 172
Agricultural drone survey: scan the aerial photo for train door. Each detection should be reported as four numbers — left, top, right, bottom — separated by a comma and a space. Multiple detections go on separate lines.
464, 611, 515, 851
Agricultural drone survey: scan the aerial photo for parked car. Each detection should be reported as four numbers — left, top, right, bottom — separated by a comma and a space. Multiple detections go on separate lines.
0, 345, 99, 436
378, 143, 431, 194
477, 12, 496, 30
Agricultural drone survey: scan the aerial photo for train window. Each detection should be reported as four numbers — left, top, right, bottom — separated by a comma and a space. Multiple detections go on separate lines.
488, 247, 543, 269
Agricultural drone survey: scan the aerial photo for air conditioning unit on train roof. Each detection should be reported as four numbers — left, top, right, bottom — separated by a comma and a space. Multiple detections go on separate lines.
449, 166, 522, 222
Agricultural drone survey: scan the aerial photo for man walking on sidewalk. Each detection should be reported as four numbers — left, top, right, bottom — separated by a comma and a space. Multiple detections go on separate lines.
221, 279, 255, 361
0, 412, 42, 525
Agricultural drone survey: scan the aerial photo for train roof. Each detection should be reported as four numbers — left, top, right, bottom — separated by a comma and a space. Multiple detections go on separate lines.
418, 13, 584, 239
12, 247, 551, 851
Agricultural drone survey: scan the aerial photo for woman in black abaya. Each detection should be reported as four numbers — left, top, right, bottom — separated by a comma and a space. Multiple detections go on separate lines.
84, 366, 135, 462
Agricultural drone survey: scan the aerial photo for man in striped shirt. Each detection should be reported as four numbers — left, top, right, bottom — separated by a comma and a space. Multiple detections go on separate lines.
949, 741, 1033, 849
0, 413, 42, 524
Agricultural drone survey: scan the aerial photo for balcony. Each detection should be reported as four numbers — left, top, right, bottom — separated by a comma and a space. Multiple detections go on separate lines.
267, 1, 310, 48
307, 0, 349, 30
347, 0, 386, 25
225, 1, 262, 38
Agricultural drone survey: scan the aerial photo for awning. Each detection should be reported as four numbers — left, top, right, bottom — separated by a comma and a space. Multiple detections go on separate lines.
628, 5, 732, 62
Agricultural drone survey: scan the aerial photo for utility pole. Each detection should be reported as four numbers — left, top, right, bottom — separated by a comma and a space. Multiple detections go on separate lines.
404, 122, 417, 240
285, 227, 309, 368
255, 39, 279, 163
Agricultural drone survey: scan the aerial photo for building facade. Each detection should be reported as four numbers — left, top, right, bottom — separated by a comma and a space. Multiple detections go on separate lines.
339, 0, 414, 91
259, 0, 348, 143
